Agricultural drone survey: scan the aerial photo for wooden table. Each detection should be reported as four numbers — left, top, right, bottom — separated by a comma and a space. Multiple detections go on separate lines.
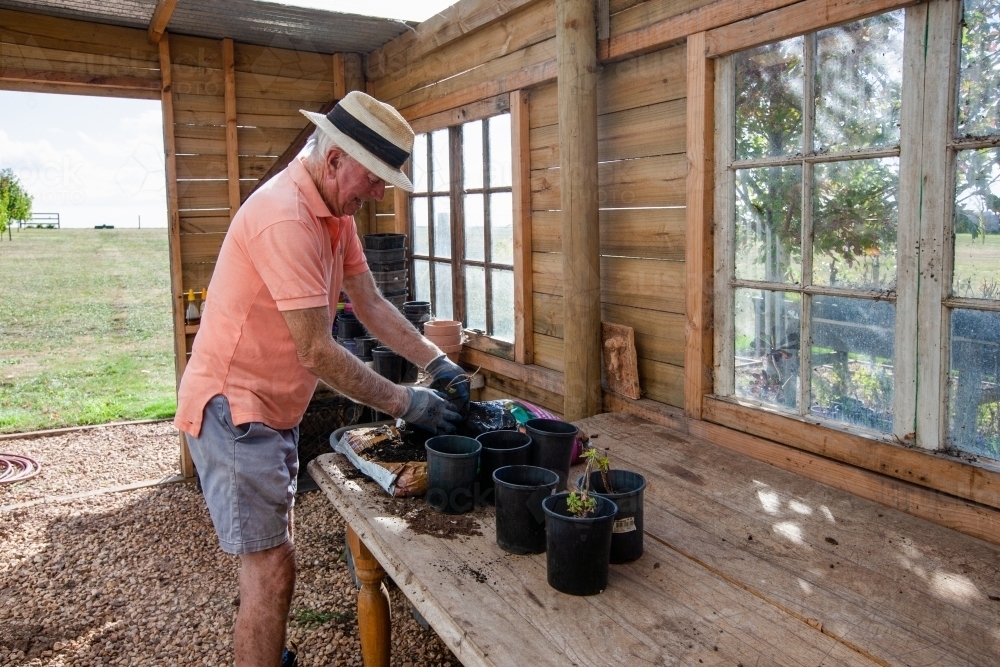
308, 413, 1000, 667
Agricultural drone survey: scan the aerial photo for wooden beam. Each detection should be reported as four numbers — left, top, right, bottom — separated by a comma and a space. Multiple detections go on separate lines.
459, 346, 564, 396
704, 0, 920, 58
222, 38, 240, 220
244, 53, 363, 201
366, 0, 543, 80
0, 68, 161, 94
409, 94, 510, 135
148, 0, 179, 44
511, 89, 534, 366
605, 394, 1000, 547
601, 0, 801, 62
393, 164, 410, 236
557, 0, 601, 420
158, 33, 193, 479
684, 32, 714, 419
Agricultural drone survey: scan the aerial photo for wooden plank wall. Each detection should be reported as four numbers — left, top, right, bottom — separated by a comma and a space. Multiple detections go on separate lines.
368, 0, 692, 409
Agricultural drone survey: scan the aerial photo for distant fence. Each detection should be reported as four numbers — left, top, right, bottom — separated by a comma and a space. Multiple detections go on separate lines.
20, 213, 60, 229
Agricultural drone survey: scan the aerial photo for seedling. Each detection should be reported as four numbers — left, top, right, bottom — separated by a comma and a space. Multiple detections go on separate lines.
566, 446, 612, 518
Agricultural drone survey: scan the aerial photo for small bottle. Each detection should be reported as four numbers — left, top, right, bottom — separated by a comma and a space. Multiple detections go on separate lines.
185, 288, 201, 325
199, 288, 208, 317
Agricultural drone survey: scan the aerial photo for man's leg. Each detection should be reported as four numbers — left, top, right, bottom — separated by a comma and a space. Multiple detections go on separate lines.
236, 540, 296, 667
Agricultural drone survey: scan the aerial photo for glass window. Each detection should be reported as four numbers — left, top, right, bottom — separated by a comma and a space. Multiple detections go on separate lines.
409, 113, 515, 342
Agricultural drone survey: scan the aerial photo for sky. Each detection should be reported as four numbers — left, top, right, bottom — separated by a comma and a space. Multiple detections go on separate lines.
0, 92, 168, 229
0, 1, 457, 230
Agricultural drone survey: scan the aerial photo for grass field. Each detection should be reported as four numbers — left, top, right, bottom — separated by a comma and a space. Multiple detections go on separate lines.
0, 228, 175, 433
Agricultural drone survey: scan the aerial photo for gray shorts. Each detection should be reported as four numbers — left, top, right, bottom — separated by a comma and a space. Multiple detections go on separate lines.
186, 395, 299, 555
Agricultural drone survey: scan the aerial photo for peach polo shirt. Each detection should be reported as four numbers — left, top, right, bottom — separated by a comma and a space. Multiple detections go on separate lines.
174, 157, 369, 437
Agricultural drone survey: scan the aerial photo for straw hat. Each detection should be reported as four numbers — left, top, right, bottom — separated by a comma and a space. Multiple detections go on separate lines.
300, 91, 414, 192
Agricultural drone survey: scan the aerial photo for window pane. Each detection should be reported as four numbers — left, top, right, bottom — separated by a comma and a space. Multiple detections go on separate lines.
949, 309, 1000, 459
490, 192, 514, 265
411, 196, 429, 256
491, 269, 515, 342
734, 166, 802, 284
812, 157, 899, 290
412, 133, 428, 193
489, 114, 512, 187
957, 0, 1000, 137
434, 262, 453, 320
953, 148, 1000, 300
463, 120, 484, 190
735, 37, 804, 160
814, 11, 904, 153
464, 193, 485, 261
432, 196, 451, 259
810, 296, 894, 433
465, 265, 486, 331
734, 288, 801, 409
413, 259, 430, 302
431, 128, 450, 192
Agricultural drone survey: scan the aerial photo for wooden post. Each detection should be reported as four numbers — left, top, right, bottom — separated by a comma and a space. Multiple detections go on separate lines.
684, 33, 715, 419
511, 89, 534, 365
557, 0, 602, 421
346, 525, 391, 667
158, 33, 193, 478
222, 38, 241, 220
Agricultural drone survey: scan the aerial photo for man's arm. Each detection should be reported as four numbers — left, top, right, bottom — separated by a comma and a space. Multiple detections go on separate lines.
343, 271, 442, 367
280, 306, 409, 416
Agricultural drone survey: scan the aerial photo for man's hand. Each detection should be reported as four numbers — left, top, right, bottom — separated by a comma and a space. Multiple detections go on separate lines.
426, 354, 471, 416
401, 386, 463, 434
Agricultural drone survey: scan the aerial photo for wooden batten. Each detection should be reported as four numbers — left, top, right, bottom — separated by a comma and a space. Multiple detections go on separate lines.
557, 0, 602, 420
148, 0, 179, 44
222, 38, 240, 219
511, 89, 534, 365
158, 33, 193, 478
683, 32, 714, 419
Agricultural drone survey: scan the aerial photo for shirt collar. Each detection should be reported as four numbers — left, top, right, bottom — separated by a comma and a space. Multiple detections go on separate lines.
288, 156, 336, 221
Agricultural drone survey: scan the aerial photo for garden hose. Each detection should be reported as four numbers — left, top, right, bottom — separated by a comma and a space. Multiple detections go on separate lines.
0, 454, 41, 484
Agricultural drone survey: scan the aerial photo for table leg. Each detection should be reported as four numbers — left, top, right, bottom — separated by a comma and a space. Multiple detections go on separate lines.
346, 525, 391, 667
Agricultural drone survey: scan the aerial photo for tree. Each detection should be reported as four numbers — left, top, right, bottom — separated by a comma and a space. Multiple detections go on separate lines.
0, 168, 33, 235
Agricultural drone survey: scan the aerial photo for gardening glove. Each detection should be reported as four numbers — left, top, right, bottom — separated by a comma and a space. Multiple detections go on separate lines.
401, 386, 463, 434
426, 353, 472, 417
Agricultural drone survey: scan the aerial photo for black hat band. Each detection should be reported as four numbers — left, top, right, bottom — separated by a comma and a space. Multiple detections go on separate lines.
327, 105, 409, 170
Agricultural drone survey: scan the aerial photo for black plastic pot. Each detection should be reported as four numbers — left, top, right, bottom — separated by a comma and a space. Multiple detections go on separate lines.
364, 247, 406, 263
578, 470, 646, 563
401, 359, 418, 384
476, 430, 532, 504
525, 419, 579, 492
354, 336, 379, 360
425, 435, 481, 514
542, 493, 618, 596
493, 465, 558, 554
336, 313, 366, 341
372, 346, 403, 383
363, 233, 406, 250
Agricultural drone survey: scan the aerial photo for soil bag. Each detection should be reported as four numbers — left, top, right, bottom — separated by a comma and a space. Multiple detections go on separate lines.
332, 424, 427, 497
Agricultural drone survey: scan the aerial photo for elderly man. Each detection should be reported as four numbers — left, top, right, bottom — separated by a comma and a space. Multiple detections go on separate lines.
174, 92, 469, 667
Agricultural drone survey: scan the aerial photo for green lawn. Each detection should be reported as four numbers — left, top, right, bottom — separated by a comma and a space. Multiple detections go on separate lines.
0, 228, 176, 433
954, 232, 1000, 299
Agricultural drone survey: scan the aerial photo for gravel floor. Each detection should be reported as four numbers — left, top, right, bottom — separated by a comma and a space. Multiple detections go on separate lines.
0, 425, 458, 666
0, 422, 180, 505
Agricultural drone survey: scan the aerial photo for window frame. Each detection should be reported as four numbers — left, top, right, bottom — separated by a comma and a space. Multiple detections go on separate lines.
402, 93, 533, 363
709, 0, 999, 457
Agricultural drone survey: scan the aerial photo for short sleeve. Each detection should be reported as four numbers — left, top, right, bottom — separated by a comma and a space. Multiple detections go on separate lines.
247, 220, 330, 311
342, 216, 370, 278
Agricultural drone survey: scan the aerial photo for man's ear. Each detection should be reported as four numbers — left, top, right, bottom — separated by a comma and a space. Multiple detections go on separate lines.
326, 147, 344, 171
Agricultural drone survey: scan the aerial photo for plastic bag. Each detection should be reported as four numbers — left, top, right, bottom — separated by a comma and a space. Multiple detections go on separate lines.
458, 400, 518, 436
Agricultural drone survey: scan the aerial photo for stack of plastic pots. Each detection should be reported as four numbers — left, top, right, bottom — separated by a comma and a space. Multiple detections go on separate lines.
402, 301, 432, 334
363, 234, 408, 310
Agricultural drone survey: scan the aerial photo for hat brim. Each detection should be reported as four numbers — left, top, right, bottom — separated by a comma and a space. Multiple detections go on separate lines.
301, 110, 414, 193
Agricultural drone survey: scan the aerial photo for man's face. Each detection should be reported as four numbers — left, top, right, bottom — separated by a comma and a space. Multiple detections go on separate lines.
317, 149, 386, 217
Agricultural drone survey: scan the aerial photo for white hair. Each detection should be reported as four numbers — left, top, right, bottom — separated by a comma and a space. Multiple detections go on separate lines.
302, 128, 354, 169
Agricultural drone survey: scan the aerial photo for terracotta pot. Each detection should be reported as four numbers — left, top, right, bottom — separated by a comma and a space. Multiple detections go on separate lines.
426, 333, 462, 347
436, 342, 463, 354
424, 320, 462, 336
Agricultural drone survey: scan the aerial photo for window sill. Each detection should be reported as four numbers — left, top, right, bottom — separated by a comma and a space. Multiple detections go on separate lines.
462, 330, 514, 361
702, 394, 1000, 509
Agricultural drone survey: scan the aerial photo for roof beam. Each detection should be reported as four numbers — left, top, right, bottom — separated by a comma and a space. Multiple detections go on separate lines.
148, 0, 179, 44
